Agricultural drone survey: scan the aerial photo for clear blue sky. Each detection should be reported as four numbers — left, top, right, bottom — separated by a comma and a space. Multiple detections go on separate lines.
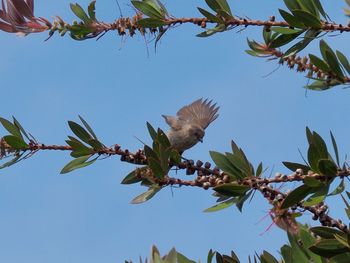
0, 0, 349, 262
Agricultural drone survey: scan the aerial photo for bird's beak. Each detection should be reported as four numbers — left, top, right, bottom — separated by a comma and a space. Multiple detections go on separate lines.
199, 138, 203, 143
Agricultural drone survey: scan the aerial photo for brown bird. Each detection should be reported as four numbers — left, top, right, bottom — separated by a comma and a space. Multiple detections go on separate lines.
162, 98, 219, 153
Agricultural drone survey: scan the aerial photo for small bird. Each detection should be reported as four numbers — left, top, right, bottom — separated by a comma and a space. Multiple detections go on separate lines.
162, 98, 219, 153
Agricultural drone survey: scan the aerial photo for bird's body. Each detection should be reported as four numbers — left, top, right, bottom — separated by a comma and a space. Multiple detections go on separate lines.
162, 99, 219, 153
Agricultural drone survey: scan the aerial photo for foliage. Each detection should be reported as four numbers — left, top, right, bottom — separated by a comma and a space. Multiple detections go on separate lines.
1, 0, 350, 262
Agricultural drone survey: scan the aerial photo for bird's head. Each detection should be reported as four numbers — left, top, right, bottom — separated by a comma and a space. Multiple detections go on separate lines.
189, 124, 205, 143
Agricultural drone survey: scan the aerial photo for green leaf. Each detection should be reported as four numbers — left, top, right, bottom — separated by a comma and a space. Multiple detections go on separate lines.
87, 139, 104, 151
230, 140, 252, 177
336, 50, 350, 75
284, 29, 320, 57
213, 183, 249, 197
306, 126, 313, 144
269, 31, 303, 48
0, 117, 22, 139
177, 252, 196, 263
121, 168, 144, 184
144, 145, 158, 160
312, 0, 329, 20
70, 3, 91, 23
318, 159, 337, 176
279, 9, 304, 28
334, 234, 350, 248
196, 24, 226, 37
205, 0, 220, 12
236, 190, 252, 212
303, 185, 329, 206
340, 194, 350, 220
0, 154, 22, 169
271, 27, 302, 34
308, 144, 320, 173
312, 131, 329, 159
68, 121, 92, 144
137, 18, 166, 28
163, 248, 178, 263
320, 40, 344, 77
170, 149, 181, 164
66, 137, 91, 151
309, 54, 330, 72
148, 157, 165, 179
280, 245, 293, 263
263, 28, 272, 44
305, 80, 338, 91
130, 185, 161, 204
60, 155, 96, 174
329, 253, 350, 263
309, 239, 350, 258
328, 179, 345, 196
70, 149, 93, 158
296, 0, 318, 16
291, 9, 321, 28
310, 226, 345, 239
330, 131, 340, 166
210, 151, 240, 179
3, 135, 28, 149
304, 176, 323, 187
325, 50, 344, 78
261, 251, 279, 263
256, 162, 263, 177
78, 115, 97, 139
204, 198, 236, 212
131, 1, 163, 19
13, 117, 30, 141
146, 122, 157, 141
207, 249, 215, 263
216, 0, 232, 16
157, 128, 171, 148
88, 0, 96, 20
283, 161, 310, 173
281, 184, 312, 209
284, 0, 301, 12
225, 152, 250, 178
197, 7, 222, 23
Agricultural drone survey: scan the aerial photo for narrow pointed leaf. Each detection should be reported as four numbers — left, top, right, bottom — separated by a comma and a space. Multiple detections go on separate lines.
0, 117, 22, 138
146, 122, 157, 141
279, 9, 304, 28
3, 135, 28, 149
88, 0, 96, 20
310, 226, 345, 239
0, 155, 21, 169
79, 115, 97, 139
318, 159, 337, 176
68, 121, 92, 144
137, 18, 166, 28
121, 168, 145, 184
60, 155, 96, 174
131, 1, 163, 19
283, 161, 310, 173
213, 183, 249, 197
204, 198, 236, 212
197, 7, 222, 23
281, 184, 312, 209
309, 54, 330, 72
336, 50, 350, 75
130, 186, 161, 204
13, 117, 30, 141
70, 3, 91, 23
291, 9, 321, 28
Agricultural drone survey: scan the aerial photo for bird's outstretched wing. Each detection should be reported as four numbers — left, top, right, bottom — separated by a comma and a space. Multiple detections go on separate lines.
176, 98, 219, 129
